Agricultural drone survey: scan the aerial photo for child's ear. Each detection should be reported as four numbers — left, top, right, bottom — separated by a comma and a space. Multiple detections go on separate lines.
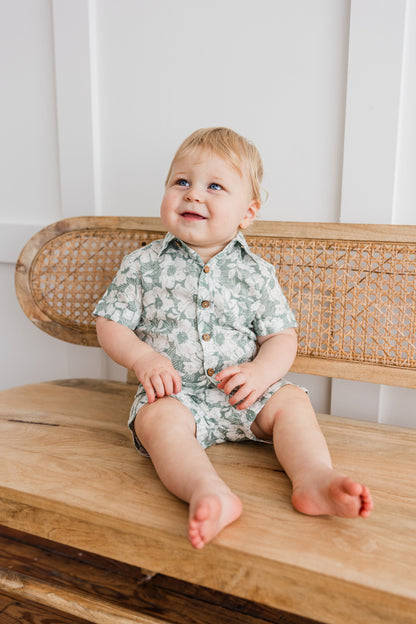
239, 200, 260, 230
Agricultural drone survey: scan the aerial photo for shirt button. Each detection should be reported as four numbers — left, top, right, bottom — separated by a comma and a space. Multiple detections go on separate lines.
201, 300, 210, 308
203, 266, 210, 273
207, 368, 215, 377
202, 333, 211, 341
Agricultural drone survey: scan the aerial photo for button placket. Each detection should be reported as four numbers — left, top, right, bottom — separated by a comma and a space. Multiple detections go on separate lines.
198, 264, 217, 381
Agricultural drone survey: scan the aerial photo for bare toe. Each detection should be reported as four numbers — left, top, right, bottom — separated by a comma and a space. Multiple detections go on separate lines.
188, 493, 242, 549
358, 485, 374, 518
292, 471, 373, 518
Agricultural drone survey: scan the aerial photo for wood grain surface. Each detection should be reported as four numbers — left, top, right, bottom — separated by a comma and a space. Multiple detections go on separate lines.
1, 379, 415, 623
0, 526, 317, 624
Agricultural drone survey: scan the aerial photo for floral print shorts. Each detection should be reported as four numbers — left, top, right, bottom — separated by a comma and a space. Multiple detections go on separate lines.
128, 377, 301, 456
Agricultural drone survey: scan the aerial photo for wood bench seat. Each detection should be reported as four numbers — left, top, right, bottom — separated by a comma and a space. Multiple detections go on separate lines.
1, 217, 415, 624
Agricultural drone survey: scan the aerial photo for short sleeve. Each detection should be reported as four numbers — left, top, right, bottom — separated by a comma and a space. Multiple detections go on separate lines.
253, 265, 297, 337
93, 253, 142, 329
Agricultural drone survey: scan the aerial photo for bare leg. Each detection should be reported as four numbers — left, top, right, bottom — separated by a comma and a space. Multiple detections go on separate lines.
252, 385, 373, 518
135, 397, 242, 549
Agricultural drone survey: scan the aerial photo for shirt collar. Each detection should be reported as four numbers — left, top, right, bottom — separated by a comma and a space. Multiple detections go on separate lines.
230, 230, 251, 254
159, 232, 180, 255
159, 230, 251, 258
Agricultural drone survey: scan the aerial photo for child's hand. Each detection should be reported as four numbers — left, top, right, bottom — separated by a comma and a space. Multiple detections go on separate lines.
216, 362, 271, 410
132, 352, 182, 404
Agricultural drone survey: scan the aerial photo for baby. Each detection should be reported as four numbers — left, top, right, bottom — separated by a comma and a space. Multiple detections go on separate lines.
94, 127, 373, 549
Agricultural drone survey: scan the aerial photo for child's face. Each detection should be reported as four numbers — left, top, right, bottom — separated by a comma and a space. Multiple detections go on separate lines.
160, 149, 259, 263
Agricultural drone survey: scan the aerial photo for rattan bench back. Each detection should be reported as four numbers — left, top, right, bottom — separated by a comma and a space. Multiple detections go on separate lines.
16, 217, 416, 388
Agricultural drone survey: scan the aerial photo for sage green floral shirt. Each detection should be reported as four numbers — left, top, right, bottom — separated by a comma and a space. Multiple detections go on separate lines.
93, 231, 297, 387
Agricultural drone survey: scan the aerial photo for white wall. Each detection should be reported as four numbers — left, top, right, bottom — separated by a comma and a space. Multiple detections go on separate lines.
95, 0, 349, 223
332, 0, 416, 428
1, 0, 415, 427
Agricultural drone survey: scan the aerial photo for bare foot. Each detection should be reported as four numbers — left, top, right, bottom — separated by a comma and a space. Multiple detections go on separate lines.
291, 470, 373, 518
188, 492, 243, 549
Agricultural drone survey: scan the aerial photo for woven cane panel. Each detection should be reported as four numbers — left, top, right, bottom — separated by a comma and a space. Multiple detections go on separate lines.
247, 236, 416, 370
30, 229, 162, 332
31, 229, 416, 369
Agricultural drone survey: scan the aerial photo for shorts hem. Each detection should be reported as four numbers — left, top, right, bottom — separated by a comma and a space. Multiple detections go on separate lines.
128, 378, 308, 455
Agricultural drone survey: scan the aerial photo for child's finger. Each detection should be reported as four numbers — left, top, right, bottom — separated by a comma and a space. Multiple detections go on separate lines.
160, 371, 174, 396
228, 388, 247, 405
161, 369, 182, 396
236, 390, 258, 410
172, 370, 182, 394
142, 379, 156, 404
216, 366, 240, 383
216, 372, 241, 395
228, 381, 255, 405
151, 374, 166, 398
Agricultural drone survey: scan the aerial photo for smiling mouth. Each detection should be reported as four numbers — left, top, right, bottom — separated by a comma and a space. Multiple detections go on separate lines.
181, 212, 207, 220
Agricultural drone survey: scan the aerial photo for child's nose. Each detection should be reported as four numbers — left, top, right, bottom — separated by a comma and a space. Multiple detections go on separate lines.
185, 188, 202, 203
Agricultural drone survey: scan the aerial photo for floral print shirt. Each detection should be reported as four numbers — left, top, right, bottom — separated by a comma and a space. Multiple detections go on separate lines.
93, 231, 297, 387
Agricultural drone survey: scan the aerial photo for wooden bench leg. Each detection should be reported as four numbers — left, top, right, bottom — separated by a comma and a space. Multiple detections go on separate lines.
0, 527, 319, 624
0, 567, 168, 624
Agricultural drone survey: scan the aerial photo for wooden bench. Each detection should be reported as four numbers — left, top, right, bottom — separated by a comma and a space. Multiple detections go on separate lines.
1, 216, 415, 624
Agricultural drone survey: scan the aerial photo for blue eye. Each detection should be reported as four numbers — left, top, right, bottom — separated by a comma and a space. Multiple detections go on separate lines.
209, 183, 222, 191
176, 179, 189, 187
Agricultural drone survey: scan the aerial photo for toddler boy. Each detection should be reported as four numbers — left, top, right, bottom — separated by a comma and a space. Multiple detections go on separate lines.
94, 127, 373, 549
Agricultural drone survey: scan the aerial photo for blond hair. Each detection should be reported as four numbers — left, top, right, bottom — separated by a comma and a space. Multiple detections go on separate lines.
165, 127, 264, 203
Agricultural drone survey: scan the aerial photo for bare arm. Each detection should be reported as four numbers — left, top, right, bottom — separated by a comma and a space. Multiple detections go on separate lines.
95, 316, 181, 403
216, 327, 297, 410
